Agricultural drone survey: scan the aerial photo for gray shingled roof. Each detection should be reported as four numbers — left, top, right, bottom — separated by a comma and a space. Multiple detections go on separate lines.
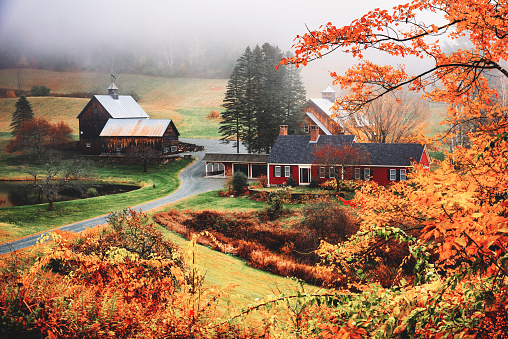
267, 135, 356, 164
267, 135, 425, 166
100, 119, 175, 137
356, 143, 425, 166
95, 95, 150, 119
203, 153, 269, 163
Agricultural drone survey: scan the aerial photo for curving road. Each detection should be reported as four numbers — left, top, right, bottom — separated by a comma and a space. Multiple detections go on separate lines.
0, 138, 244, 255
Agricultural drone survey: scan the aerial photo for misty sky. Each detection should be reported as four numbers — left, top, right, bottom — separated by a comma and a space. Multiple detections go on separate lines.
0, 0, 431, 96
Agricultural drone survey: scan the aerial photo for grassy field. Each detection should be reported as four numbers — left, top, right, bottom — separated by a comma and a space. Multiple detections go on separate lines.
159, 190, 268, 212
152, 191, 319, 304
0, 157, 193, 243
160, 227, 319, 305
0, 69, 226, 139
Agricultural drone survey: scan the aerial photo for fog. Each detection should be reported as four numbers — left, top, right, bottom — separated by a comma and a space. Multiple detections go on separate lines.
0, 0, 436, 96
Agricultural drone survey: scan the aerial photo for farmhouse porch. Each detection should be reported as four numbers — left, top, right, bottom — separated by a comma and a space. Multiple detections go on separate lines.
202, 153, 268, 178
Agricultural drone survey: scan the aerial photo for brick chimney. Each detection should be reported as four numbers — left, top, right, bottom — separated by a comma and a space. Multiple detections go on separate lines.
310, 125, 319, 142
279, 125, 288, 136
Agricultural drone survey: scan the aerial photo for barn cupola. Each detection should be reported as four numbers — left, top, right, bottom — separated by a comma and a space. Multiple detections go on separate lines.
321, 86, 336, 102
108, 74, 119, 99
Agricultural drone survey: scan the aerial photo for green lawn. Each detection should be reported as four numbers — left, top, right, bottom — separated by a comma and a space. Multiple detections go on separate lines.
162, 190, 267, 212
155, 191, 320, 306
160, 228, 319, 306
0, 157, 193, 242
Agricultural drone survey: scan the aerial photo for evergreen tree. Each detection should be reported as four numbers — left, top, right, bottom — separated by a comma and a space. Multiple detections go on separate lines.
219, 43, 306, 153
281, 52, 307, 135
238, 46, 258, 154
219, 65, 244, 153
10, 95, 34, 137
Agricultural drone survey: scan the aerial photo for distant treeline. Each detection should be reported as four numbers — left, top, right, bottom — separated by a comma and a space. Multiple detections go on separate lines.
0, 40, 240, 79
0, 88, 95, 99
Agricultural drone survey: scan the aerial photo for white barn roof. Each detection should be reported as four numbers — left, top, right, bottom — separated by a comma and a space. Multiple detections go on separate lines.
95, 95, 149, 119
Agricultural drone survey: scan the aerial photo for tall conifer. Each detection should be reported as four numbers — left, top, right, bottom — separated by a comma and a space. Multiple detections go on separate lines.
10, 95, 34, 137
219, 65, 244, 153
220, 44, 306, 153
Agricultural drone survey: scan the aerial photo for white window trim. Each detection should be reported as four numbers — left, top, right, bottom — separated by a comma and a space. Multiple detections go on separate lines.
86, 142, 91, 148
390, 169, 396, 181
329, 167, 335, 178
303, 124, 309, 133
354, 168, 361, 180
171, 145, 178, 153
400, 169, 407, 181
284, 166, 291, 178
275, 166, 281, 177
319, 167, 325, 178
364, 168, 371, 181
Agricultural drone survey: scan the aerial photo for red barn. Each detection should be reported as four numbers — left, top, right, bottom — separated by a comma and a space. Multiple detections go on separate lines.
77, 81, 179, 156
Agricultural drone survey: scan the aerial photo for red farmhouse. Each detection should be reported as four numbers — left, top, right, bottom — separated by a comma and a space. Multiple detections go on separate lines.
266, 127, 429, 187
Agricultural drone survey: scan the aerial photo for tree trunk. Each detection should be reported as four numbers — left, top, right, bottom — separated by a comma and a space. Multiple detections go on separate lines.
48, 200, 54, 211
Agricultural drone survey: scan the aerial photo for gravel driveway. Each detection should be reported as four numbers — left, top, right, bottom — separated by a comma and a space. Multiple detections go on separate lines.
0, 138, 245, 254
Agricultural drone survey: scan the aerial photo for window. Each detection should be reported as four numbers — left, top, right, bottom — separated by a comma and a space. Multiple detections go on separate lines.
164, 147, 169, 153
400, 169, 407, 181
275, 166, 281, 177
354, 168, 361, 180
329, 167, 335, 178
93, 107, 98, 115
303, 124, 309, 133
116, 146, 121, 154
86, 142, 91, 148
171, 146, 178, 153
284, 166, 291, 177
390, 169, 396, 181
364, 168, 371, 180
319, 167, 326, 178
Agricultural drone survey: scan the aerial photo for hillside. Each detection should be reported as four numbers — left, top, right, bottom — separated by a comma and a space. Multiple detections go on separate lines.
0, 69, 227, 139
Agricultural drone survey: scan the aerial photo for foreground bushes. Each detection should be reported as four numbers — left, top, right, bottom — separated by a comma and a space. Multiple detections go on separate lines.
0, 209, 250, 338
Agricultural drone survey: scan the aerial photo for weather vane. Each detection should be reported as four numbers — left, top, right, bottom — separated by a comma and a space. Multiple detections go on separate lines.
110, 74, 116, 83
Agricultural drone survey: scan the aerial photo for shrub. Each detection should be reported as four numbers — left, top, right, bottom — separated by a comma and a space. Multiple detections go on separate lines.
232, 170, 248, 196
320, 179, 337, 190
30, 85, 51, 96
86, 187, 98, 197
265, 186, 292, 219
256, 174, 268, 188
338, 180, 360, 191
207, 110, 221, 119
300, 197, 359, 243
286, 175, 297, 187
308, 177, 320, 188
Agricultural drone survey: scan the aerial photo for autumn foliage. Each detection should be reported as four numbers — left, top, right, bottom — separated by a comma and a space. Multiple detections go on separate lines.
154, 204, 360, 288
6, 117, 74, 160
0, 209, 248, 338
275, 0, 508, 336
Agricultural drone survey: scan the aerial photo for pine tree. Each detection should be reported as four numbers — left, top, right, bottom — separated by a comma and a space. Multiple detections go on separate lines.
219, 65, 244, 153
238, 46, 258, 154
281, 52, 307, 135
10, 95, 34, 137
220, 44, 306, 153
